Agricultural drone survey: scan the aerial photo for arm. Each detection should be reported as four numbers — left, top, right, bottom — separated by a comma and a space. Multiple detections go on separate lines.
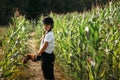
38, 41, 48, 55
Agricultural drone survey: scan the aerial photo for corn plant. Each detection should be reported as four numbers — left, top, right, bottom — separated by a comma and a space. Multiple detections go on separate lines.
0, 15, 32, 80
35, 1, 120, 80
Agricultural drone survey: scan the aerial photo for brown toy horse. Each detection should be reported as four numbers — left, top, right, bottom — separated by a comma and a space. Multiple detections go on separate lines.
23, 53, 41, 64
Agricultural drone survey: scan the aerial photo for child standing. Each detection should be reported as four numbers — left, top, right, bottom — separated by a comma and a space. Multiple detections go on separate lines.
23, 16, 55, 80
37, 16, 55, 80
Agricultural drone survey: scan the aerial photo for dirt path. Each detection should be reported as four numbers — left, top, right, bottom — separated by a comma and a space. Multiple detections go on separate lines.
27, 32, 66, 80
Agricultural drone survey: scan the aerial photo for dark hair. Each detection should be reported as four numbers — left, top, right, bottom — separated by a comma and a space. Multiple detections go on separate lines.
42, 16, 54, 30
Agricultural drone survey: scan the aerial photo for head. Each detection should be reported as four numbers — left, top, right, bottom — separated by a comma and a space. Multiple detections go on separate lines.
42, 16, 54, 32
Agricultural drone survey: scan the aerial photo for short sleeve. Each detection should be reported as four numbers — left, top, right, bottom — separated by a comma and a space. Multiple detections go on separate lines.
44, 32, 53, 42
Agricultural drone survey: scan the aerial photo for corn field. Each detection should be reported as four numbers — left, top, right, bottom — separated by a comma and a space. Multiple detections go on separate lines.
0, 16, 33, 80
0, 1, 120, 80
55, 2, 120, 80
36, 1, 120, 80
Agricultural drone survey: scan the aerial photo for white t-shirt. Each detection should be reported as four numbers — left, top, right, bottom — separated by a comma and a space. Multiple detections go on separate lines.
40, 31, 54, 54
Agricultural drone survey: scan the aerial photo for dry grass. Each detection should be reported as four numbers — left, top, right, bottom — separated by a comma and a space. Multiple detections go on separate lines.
0, 26, 8, 42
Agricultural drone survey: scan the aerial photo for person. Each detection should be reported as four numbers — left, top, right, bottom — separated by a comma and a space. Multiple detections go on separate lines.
23, 16, 55, 80
37, 16, 55, 80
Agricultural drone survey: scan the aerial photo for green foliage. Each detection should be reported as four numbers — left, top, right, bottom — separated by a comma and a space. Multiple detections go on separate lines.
1, 1, 120, 80
0, 16, 32, 80
35, 1, 120, 80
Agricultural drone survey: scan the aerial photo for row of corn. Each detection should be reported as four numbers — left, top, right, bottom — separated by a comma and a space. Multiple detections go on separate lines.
0, 15, 33, 80
0, 1, 120, 80
36, 1, 120, 80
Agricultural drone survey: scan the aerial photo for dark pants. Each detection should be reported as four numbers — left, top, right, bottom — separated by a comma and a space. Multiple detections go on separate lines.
41, 52, 55, 80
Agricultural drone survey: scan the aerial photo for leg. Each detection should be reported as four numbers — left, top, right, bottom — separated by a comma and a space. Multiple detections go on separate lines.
41, 61, 55, 80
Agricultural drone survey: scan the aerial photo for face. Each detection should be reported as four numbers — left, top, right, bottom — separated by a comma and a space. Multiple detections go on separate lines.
43, 24, 51, 32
